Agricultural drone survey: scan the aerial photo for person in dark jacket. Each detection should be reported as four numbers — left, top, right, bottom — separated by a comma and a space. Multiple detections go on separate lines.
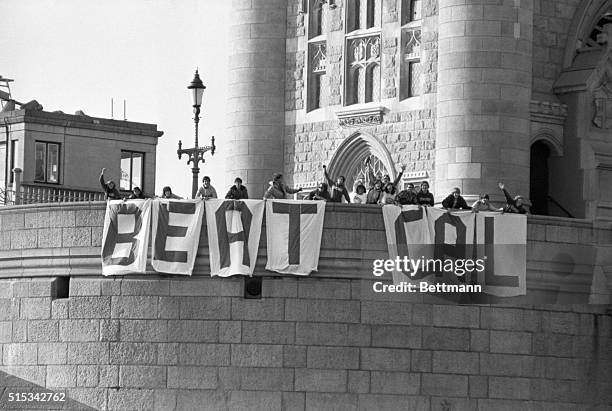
99, 168, 123, 200
322, 165, 351, 203
263, 173, 302, 199
442, 187, 471, 210
161, 186, 182, 199
128, 187, 147, 199
416, 181, 434, 206
396, 183, 418, 205
225, 177, 249, 200
306, 182, 330, 201
498, 182, 531, 214
366, 180, 384, 204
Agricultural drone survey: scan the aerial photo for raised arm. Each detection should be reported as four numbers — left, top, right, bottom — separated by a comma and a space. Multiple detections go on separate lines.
498, 182, 515, 205
99, 168, 106, 190
322, 165, 334, 186
285, 185, 302, 195
392, 165, 407, 188
365, 158, 376, 188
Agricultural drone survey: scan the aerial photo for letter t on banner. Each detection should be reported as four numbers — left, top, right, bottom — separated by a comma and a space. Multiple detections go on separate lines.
101, 199, 151, 275
151, 199, 205, 275
265, 200, 325, 275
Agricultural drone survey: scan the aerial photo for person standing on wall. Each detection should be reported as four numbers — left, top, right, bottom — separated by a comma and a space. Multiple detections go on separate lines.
322, 165, 350, 203
263, 173, 303, 199
196, 176, 217, 200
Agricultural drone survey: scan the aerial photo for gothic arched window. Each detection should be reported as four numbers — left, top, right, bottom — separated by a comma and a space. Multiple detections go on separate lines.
400, 0, 422, 100
345, 0, 381, 106
307, 0, 329, 112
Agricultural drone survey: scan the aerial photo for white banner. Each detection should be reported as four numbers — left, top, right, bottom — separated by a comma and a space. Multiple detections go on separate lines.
151, 199, 205, 275
265, 200, 325, 275
382, 206, 527, 297
382, 205, 434, 285
101, 199, 151, 275
205, 199, 264, 277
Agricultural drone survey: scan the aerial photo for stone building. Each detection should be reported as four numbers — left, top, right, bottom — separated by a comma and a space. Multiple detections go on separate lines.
0, 108, 163, 204
227, 0, 612, 220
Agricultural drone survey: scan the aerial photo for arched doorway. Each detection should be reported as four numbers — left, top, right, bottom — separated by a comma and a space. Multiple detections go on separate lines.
530, 141, 551, 215
326, 132, 395, 190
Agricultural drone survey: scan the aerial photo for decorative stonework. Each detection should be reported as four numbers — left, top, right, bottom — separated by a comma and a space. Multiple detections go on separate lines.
349, 36, 381, 68
336, 106, 385, 127
593, 75, 612, 128
529, 100, 568, 125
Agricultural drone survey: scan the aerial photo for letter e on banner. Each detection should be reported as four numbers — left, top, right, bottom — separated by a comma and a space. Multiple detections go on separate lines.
151, 199, 205, 275
101, 199, 151, 275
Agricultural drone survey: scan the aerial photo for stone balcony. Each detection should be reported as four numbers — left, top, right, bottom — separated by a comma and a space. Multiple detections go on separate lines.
0, 202, 610, 305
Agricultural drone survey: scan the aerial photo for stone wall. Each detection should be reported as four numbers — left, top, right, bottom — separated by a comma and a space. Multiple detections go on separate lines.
284, 110, 436, 188
532, 0, 581, 101
0, 276, 610, 410
283, 0, 439, 188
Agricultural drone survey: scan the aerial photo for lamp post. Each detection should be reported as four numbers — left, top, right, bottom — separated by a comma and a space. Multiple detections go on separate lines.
177, 69, 216, 199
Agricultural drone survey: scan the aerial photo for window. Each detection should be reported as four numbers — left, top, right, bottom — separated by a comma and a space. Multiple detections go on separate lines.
120, 151, 144, 191
34, 141, 60, 184
400, 0, 422, 100
401, 0, 422, 25
307, 0, 329, 112
345, 0, 381, 106
400, 29, 422, 99
308, 42, 328, 111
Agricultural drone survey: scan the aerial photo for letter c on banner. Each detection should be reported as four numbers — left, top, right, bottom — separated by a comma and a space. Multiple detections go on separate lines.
394, 208, 424, 260
102, 202, 142, 266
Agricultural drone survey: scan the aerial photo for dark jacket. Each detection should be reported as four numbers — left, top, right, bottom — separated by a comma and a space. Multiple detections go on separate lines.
416, 191, 434, 206
99, 174, 123, 200
366, 187, 384, 204
324, 170, 350, 203
442, 194, 471, 210
225, 185, 249, 200
501, 188, 529, 214
396, 190, 417, 205
306, 188, 330, 201
128, 192, 147, 199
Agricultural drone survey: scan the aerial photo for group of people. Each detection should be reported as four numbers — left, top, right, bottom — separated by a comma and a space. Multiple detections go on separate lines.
100, 164, 532, 214
99, 169, 248, 201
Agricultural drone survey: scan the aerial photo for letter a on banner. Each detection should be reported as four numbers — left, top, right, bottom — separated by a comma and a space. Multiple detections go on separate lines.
265, 200, 325, 275
151, 199, 204, 275
205, 199, 264, 277
101, 199, 151, 275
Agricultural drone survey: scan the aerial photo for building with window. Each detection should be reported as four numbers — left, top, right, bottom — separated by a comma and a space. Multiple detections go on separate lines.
0, 108, 163, 203
227, 0, 612, 221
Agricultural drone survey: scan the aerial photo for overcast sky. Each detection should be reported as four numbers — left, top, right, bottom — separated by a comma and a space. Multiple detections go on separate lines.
0, 0, 230, 198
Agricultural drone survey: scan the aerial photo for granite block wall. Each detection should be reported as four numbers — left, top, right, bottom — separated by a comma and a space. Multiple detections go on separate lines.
0, 276, 610, 410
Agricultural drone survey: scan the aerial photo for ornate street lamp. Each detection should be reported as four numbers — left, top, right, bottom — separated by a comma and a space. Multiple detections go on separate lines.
177, 69, 216, 198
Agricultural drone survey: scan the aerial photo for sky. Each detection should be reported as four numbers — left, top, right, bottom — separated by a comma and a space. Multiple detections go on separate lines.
0, 0, 230, 198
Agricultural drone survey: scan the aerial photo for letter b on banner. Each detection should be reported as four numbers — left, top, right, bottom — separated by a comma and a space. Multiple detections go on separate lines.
101, 200, 151, 275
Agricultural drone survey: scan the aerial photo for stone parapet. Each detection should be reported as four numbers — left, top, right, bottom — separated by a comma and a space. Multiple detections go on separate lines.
0, 201, 610, 304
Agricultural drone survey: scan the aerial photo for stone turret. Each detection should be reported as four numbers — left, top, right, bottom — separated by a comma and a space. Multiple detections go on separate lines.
435, 0, 533, 203
226, 0, 288, 198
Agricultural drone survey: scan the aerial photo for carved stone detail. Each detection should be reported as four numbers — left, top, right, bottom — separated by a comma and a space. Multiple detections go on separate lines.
336, 106, 385, 127
593, 74, 612, 128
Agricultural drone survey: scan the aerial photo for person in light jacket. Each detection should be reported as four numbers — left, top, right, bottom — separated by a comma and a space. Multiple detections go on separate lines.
263, 173, 302, 199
